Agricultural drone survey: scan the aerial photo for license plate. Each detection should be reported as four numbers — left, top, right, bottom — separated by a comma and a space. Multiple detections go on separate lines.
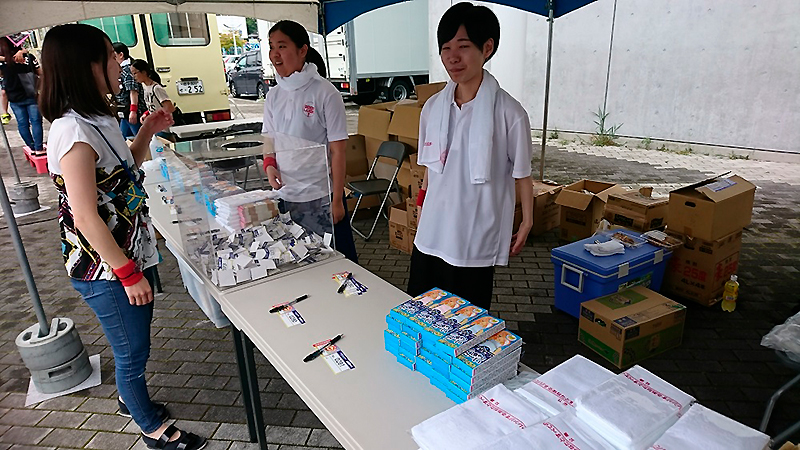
177, 80, 204, 95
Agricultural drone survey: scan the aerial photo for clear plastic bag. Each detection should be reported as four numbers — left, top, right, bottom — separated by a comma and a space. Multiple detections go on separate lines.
761, 312, 800, 362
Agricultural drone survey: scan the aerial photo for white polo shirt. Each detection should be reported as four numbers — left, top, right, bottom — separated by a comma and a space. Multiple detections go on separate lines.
261, 76, 348, 146
261, 74, 348, 202
414, 88, 533, 267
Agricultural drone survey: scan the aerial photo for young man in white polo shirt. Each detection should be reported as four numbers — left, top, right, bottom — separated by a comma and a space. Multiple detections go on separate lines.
408, 2, 534, 310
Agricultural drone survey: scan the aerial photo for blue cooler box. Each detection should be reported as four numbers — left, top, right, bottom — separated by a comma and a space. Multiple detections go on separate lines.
551, 230, 672, 318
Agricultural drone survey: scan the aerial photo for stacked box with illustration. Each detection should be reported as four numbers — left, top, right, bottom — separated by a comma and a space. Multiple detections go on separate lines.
384, 288, 522, 403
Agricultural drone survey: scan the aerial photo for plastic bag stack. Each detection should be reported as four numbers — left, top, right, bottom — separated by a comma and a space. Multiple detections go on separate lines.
647, 404, 769, 450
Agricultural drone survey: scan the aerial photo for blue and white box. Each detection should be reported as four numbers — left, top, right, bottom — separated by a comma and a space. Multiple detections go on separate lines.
435, 315, 505, 357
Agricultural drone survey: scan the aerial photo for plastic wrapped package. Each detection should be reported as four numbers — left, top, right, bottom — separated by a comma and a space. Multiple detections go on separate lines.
761, 312, 800, 362
648, 404, 769, 450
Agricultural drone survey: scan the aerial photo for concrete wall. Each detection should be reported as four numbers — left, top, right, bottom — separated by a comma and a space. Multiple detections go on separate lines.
427, 0, 800, 153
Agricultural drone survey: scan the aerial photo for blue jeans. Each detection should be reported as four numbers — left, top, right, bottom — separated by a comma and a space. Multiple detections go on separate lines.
9, 98, 43, 151
281, 194, 358, 264
120, 118, 140, 139
70, 267, 162, 433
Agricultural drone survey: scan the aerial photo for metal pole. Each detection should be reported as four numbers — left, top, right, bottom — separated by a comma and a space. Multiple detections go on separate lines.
0, 157, 49, 336
0, 120, 22, 184
539, 1, 555, 181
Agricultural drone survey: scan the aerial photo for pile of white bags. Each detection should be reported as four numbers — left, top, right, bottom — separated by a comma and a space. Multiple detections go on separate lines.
647, 404, 770, 450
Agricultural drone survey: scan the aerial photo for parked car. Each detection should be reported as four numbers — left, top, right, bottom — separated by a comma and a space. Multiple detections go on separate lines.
222, 54, 239, 81
228, 50, 268, 99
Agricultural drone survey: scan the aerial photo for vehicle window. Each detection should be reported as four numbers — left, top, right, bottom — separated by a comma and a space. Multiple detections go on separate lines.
81, 15, 137, 47
246, 54, 257, 67
236, 57, 247, 69
151, 13, 210, 46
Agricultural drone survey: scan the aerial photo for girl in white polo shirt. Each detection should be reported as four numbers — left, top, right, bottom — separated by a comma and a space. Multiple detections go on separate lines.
408, 3, 534, 309
261, 20, 358, 263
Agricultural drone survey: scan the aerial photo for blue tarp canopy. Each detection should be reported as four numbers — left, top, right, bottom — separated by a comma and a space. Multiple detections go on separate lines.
321, 0, 596, 34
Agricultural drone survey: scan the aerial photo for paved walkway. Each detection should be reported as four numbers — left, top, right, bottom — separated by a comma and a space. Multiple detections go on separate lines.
0, 103, 798, 448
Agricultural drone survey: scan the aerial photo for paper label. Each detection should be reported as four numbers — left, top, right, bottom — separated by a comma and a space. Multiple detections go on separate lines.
331, 272, 368, 297
312, 340, 354, 373
278, 307, 305, 327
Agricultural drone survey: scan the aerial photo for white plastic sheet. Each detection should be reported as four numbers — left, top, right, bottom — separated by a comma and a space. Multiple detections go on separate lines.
648, 404, 769, 450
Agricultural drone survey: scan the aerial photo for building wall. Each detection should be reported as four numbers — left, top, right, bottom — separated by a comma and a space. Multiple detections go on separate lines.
428, 0, 800, 153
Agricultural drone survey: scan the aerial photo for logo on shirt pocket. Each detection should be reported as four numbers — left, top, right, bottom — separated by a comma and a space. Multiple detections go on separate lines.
303, 103, 316, 118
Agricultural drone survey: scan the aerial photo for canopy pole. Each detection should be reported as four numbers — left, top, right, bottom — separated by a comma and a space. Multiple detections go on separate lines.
1, 118, 21, 184
319, 1, 332, 76
539, 0, 555, 181
0, 122, 49, 336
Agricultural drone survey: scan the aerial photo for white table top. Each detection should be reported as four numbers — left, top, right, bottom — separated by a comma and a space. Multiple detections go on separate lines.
170, 118, 262, 139
143, 173, 453, 450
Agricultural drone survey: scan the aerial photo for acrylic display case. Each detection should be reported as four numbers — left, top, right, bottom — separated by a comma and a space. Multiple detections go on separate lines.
161, 131, 337, 289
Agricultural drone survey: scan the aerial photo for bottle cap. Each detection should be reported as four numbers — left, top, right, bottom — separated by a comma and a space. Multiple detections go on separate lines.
731, 275, 738, 282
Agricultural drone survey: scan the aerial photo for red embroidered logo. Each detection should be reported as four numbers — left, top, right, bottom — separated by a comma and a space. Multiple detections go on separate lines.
424, 141, 433, 147
303, 104, 315, 117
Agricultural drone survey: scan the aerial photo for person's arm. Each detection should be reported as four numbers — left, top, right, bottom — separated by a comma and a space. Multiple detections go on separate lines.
511, 177, 534, 256
60, 142, 152, 305
128, 89, 139, 124
159, 99, 175, 114
329, 139, 347, 224
129, 109, 174, 166
155, 86, 175, 113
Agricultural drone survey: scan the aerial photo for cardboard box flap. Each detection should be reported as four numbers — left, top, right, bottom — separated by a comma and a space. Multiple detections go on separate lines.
609, 191, 669, 207
416, 82, 446, 106
595, 184, 629, 203
389, 202, 408, 225
587, 287, 685, 321
532, 180, 563, 196
556, 188, 594, 210
669, 172, 733, 197
387, 104, 422, 139
694, 175, 756, 203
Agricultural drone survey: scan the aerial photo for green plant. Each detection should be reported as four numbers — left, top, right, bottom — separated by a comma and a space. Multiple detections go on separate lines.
729, 152, 750, 160
677, 146, 693, 155
640, 137, 652, 150
591, 107, 623, 146
549, 128, 559, 140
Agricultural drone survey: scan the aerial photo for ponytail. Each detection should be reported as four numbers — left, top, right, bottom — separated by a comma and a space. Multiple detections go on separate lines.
306, 47, 326, 78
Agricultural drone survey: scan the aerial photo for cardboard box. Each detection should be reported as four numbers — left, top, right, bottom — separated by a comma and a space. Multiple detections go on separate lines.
397, 135, 418, 152
662, 229, 742, 306
531, 181, 562, 236
668, 174, 756, 241
578, 286, 686, 369
604, 188, 669, 232
357, 102, 397, 140
512, 205, 523, 233
406, 198, 419, 230
389, 202, 411, 253
409, 154, 424, 200
416, 82, 446, 106
345, 134, 369, 177
365, 136, 384, 163
556, 180, 627, 242
387, 104, 422, 141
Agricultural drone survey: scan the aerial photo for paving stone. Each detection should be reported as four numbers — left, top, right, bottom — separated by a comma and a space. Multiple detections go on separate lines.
0, 426, 51, 445
0, 409, 48, 426
264, 426, 311, 446
79, 413, 131, 432
305, 429, 343, 448
38, 411, 90, 429
38, 428, 96, 448
84, 431, 138, 449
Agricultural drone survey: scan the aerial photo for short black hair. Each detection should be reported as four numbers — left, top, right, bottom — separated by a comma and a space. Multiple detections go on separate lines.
437, 2, 500, 61
112, 42, 129, 60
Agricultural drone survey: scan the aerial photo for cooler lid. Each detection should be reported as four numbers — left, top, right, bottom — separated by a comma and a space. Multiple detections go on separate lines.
551, 229, 667, 277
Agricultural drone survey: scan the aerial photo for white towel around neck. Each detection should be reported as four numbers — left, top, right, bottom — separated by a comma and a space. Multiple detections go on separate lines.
275, 62, 321, 92
418, 70, 500, 184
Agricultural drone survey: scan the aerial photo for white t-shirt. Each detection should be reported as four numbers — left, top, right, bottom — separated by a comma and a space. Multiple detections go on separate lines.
47, 111, 159, 280
414, 88, 532, 267
142, 83, 170, 115
261, 71, 348, 202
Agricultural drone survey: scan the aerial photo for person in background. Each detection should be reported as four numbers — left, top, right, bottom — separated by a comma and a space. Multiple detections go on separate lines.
130, 59, 175, 120
0, 36, 44, 155
407, 2, 534, 310
40, 24, 207, 450
112, 42, 145, 139
1, 75, 10, 124
261, 20, 358, 263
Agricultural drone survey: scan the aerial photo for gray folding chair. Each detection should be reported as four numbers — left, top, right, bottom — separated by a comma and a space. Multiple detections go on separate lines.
347, 141, 409, 240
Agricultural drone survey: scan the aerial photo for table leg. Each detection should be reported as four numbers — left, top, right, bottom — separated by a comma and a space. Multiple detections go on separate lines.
231, 327, 259, 443
242, 330, 267, 449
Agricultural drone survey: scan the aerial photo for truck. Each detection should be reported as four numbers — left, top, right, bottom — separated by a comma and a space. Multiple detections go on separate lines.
256, 0, 430, 105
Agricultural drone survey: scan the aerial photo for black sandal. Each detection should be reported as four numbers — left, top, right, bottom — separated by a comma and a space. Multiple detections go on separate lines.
118, 398, 171, 422
141, 424, 207, 450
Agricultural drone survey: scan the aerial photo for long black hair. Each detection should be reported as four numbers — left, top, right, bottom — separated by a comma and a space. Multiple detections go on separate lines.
131, 59, 161, 85
39, 24, 115, 121
268, 20, 327, 78
0, 38, 22, 69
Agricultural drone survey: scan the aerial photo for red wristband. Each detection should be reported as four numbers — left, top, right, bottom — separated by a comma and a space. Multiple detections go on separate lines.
129, 105, 138, 112
112, 259, 137, 279
263, 155, 277, 172
119, 271, 144, 287
416, 189, 426, 207
141, 111, 150, 119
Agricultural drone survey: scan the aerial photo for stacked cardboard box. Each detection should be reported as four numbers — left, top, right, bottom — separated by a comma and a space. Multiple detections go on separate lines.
555, 180, 628, 242
384, 288, 522, 403
662, 175, 755, 306
515, 179, 564, 236
603, 187, 669, 232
